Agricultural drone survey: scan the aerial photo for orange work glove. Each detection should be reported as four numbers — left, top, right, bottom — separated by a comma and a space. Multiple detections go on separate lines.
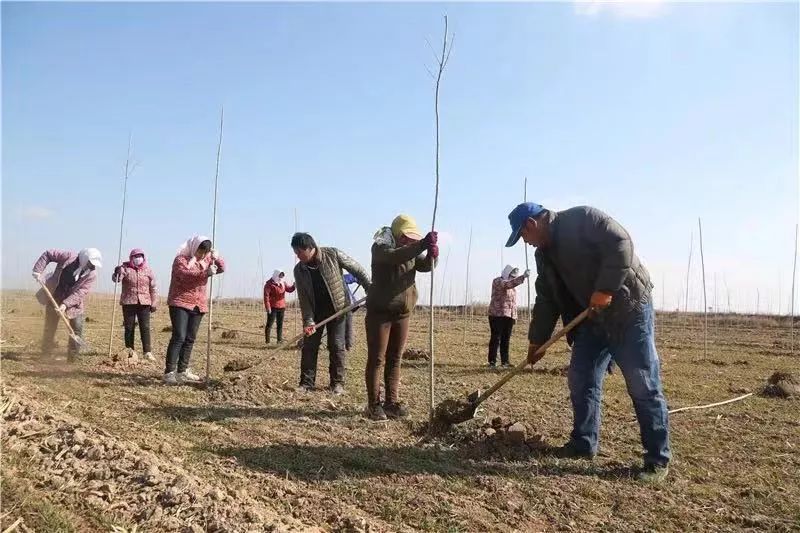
590, 291, 613, 312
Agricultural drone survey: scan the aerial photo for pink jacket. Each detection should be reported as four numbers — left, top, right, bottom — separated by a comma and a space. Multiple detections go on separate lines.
113, 249, 158, 306
488, 275, 526, 320
32, 249, 97, 319
167, 254, 226, 313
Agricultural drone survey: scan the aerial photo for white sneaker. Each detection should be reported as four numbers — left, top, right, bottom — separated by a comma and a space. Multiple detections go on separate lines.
163, 372, 178, 385
177, 370, 201, 383
144, 352, 155, 361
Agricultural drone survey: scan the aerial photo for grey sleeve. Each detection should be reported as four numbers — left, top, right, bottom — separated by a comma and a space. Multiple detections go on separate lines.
293, 264, 315, 327
585, 210, 633, 293
529, 253, 561, 345
336, 249, 372, 291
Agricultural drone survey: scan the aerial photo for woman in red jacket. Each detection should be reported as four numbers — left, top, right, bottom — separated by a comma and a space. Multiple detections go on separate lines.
263, 270, 295, 344
164, 235, 225, 384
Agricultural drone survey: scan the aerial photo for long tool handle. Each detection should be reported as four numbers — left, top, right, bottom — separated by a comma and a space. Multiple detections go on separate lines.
245, 297, 366, 373
37, 279, 80, 337
474, 308, 590, 407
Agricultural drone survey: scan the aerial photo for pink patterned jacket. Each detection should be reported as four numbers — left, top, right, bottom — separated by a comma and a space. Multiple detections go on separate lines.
113, 264, 157, 307
487, 275, 526, 320
167, 254, 226, 313
32, 249, 97, 319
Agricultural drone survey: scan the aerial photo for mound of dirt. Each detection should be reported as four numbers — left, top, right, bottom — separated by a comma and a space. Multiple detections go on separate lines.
161, 326, 172, 333
220, 330, 238, 340
1, 391, 311, 531
762, 371, 800, 398
403, 348, 430, 361
207, 374, 275, 404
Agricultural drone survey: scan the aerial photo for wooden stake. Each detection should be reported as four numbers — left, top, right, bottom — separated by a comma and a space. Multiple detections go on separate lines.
428, 15, 453, 421
698, 218, 707, 358
107, 134, 133, 357
463, 226, 473, 347
205, 107, 224, 382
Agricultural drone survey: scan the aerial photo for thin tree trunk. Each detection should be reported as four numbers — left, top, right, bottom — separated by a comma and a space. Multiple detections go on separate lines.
205, 107, 224, 382
463, 226, 473, 347
685, 231, 693, 314
428, 15, 453, 421
792, 224, 798, 353
698, 218, 707, 358
108, 134, 133, 357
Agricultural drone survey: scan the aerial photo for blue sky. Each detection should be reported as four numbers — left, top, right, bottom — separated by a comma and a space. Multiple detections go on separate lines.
2, 1, 798, 313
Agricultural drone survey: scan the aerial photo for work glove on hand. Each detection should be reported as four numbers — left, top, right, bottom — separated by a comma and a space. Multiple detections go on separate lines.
32, 272, 42, 283
589, 291, 613, 316
304, 325, 316, 337
422, 231, 438, 247
526, 343, 546, 366
428, 244, 439, 260
207, 264, 218, 277
523, 269, 531, 278
58, 304, 67, 314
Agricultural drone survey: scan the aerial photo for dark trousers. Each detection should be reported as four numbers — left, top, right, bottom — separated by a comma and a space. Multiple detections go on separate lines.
42, 306, 84, 357
365, 313, 410, 406
299, 315, 346, 388
488, 316, 515, 365
165, 306, 204, 374
122, 304, 152, 353
345, 311, 354, 351
265, 308, 285, 343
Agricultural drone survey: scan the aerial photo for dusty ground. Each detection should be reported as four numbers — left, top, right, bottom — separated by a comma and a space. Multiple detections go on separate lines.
2, 290, 799, 532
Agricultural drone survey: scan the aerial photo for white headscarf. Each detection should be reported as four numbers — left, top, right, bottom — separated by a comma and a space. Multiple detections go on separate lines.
177, 235, 211, 258
501, 265, 517, 281
75, 248, 102, 280
373, 227, 395, 247
271, 270, 282, 284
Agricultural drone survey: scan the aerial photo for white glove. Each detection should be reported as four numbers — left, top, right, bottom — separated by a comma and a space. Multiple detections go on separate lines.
524, 269, 531, 278
32, 272, 42, 282
58, 304, 67, 313
207, 264, 218, 276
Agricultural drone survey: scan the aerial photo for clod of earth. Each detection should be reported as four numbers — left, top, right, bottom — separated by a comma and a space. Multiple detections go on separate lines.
221, 330, 238, 339
762, 371, 800, 398
403, 348, 430, 361
223, 358, 253, 372
161, 326, 172, 332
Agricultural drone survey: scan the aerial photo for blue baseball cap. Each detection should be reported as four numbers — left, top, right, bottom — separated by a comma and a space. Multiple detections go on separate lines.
505, 202, 545, 247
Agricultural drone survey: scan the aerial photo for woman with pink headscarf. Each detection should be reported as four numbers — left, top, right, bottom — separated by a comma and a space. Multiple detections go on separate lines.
112, 248, 158, 360
164, 235, 225, 385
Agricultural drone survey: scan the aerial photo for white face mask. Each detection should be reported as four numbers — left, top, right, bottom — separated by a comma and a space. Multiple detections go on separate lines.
132, 256, 144, 267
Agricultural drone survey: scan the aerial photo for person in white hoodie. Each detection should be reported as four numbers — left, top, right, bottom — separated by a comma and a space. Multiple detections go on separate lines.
486, 265, 529, 368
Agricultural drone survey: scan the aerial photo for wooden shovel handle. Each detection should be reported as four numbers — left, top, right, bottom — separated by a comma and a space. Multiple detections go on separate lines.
473, 308, 590, 407
37, 279, 79, 336
281, 296, 365, 347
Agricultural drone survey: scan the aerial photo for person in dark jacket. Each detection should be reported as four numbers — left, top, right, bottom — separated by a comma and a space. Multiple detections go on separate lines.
292, 232, 371, 394
364, 215, 437, 420
505, 202, 670, 483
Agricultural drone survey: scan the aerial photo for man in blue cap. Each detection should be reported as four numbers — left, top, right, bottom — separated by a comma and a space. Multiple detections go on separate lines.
506, 202, 670, 483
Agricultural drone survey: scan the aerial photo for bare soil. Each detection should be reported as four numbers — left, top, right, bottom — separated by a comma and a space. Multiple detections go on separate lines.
2, 291, 799, 532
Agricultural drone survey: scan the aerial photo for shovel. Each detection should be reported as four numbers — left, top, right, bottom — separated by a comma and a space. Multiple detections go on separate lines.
37, 279, 88, 349
433, 308, 590, 425
224, 296, 366, 373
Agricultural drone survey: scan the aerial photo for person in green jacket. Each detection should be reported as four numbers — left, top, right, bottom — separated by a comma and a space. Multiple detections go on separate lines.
364, 215, 438, 420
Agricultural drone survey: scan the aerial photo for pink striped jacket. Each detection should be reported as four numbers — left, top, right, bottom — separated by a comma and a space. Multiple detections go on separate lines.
167, 254, 226, 313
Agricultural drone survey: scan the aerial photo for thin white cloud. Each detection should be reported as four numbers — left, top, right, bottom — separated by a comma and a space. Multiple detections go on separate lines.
574, 0, 668, 19
19, 206, 55, 219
